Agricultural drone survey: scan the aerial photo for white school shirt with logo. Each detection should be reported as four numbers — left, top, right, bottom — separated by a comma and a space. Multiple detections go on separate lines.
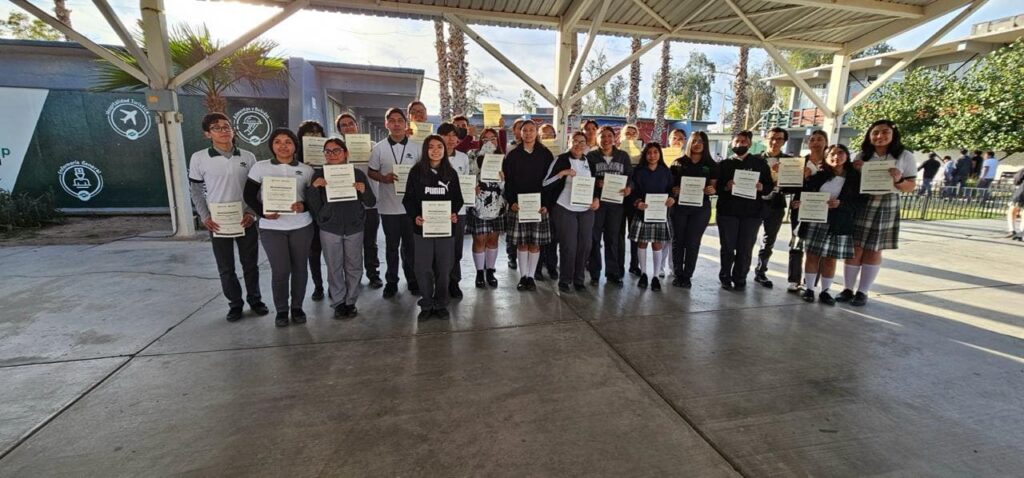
248, 159, 315, 231
449, 150, 473, 215
862, 150, 917, 179
188, 147, 256, 205
368, 137, 422, 215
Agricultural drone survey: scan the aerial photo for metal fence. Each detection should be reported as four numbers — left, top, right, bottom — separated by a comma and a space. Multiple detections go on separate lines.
900, 182, 1013, 221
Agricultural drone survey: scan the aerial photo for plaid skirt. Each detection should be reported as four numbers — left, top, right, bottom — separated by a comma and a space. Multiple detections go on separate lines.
854, 193, 900, 250
467, 213, 505, 235
508, 212, 552, 246
629, 218, 672, 243
800, 222, 854, 259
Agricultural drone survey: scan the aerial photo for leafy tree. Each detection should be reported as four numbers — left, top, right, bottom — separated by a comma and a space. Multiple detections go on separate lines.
730, 46, 749, 132
848, 68, 949, 151
658, 51, 715, 120
464, 71, 495, 115
515, 89, 538, 114
747, 61, 778, 130
627, 37, 641, 123
580, 50, 630, 116
0, 12, 62, 41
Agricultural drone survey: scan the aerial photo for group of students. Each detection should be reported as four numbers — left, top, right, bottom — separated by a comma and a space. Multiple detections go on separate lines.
189, 101, 917, 326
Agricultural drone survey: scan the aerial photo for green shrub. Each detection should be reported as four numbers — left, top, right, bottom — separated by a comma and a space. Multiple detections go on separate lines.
0, 189, 63, 229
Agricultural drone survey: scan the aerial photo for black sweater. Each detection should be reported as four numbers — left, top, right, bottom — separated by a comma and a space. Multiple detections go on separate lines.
306, 168, 376, 236
543, 152, 599, 208
502, 142, 554, 205
670, 155, 718, 209
797, 167, 866, 236
402, 165, 464, 236
716, 154, 774, 218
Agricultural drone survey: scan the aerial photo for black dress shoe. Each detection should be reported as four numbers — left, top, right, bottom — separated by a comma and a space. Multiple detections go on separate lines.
629, 266, 642, 277
526, 277, 537, 291
672, 277, 692, 289
548, 268, 559, 280
651, 277, 661, 291
383, 282, 398, 298
610, 277, 624, 285
721, 281, 734, 291
475, 270, 486, 288
249, 301, 269, 316
535, 269, 546, 281
486, 269, 499, 288
311, 287, 325, 301
558, 282, 571, 293
573, 282, 586, 291
819, 291, 836, 306
417, 308, 432, 322
226, 307, 243, 322
449, 283, 463, 299
835, 288, 855, 302
801, 288, 815, 303
753, 274, 773, 288
851, 291, 868, 306
333, 305, 349, 319
291, 308, 307, 324
637, 273, 649, 289
347, 305, 358, 317
516, 277, 529, 291
732, 282, 746, 291
275, 312, 289, 327
368, 276, 384, 289
508, 256, 518, 270
435, 308, 450, 320
408, 282, 421, 296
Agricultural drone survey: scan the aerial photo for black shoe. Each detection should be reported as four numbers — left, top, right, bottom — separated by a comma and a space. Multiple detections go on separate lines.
249, 301, 269, 316
526, 277, 537, 291
733, 282, 746, 291
638, 273, 649, 289
851, 291, 868, 306
589, 277, 599, 286
835, 288, 855, 303
486, 269, 499, 288
291, 308, 307, 324
275, 312, 289, 327
311, 287, 325, 301
1014, 235, 1023, 242
558, 282, 571, 293
548, 268, 559, 280
720, 277, 733, 290
408, 282, 421, 296
651, 277, 661, 291
368, 275, 384, 289
449, 283, 463, 299
333, 305, 349, 320
535, 269, 546, 281
629, 266, 642, 277
475, 270, 486, 288
819, 291, 836, 306
435, 308, 450, 320
573, 282, 586, 291
226, 307, 243, 322
610, 276, 624, 285
383, 282, 398, 298
517, 277, 529, 291
347, 305, 358, 317
508, 256, 518, 270
754, 274, 773, 288
672, 277, 692, 289
417, 308, 432, 322
801, 288, 815, 303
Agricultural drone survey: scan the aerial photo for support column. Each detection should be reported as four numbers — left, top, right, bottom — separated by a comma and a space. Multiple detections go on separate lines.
554, 24, 575, 138
821, 51, 850, 143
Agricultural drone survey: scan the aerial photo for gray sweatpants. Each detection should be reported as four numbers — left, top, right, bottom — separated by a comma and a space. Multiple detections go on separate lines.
553, 205, 595, 285
414, 234, 454, 310
320, 229, 364, 308
259, 224, 314, 313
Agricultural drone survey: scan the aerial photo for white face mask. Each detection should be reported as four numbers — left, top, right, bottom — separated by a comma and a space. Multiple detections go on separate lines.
480, 142, 497, 155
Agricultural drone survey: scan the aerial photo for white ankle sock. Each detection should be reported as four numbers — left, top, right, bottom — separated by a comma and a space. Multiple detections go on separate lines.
638, 248, 648, 275
517, 250, 530, 278
473, 252, 485, 271
804, 273, 818, 290
821, 276, 833, 292
652, 249, 663, 276
844, 264, 861, 291
859, 264, 881, 293
485, 247, 498, 269
527, 252, 540, 277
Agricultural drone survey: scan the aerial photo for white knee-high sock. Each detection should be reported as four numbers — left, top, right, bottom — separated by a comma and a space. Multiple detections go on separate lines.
652, 249, 663, 276
517, 250, 530, 278
527, 252, 540, 277
485, 247, 498, 269
859, 264, 881, 293
1010, 212, 1021, 233
804, 273, 818, 290
844, 264, 861, 291
473, 252, 485, 271
638, 248, 648, 275
663, 246, 672, 273
821, 276, 833, 292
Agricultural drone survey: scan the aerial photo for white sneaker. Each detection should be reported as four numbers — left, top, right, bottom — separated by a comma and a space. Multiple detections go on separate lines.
786, 282, 802, 293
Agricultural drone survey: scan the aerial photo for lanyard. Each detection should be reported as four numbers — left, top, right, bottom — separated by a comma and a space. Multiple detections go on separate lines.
390, 141, 408, 166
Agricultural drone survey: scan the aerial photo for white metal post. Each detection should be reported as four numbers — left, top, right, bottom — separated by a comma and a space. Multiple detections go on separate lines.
821, 52, 850, 142
554, 25, 575, 138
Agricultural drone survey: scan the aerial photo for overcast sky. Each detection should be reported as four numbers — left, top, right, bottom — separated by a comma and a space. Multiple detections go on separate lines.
3, 0, 1019, 121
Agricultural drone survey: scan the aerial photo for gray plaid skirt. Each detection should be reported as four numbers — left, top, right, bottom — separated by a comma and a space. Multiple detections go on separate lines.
508, 212, 552, 246
854, 193, 900, 250
629, 218, 672, 243
800, 222, 854, 259
467, 213, 505, 235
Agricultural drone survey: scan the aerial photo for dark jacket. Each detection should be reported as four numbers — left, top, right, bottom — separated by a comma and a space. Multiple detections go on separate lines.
628, 164, 674, 207
797, 167, 866, 236
543, 151, 598, 208
1011, 168, 1024, 203
586, 147, 634, 203
716, 154, 774, 218
402, 164, 464, 236
306, 168, 376, 236
501, 142, 555, 205
918, 157, 941, 180
763, 152, 794, 210
670, 155, 718, 209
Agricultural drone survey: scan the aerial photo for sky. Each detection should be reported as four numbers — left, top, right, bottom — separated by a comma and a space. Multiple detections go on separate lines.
3, 0, 1020, 122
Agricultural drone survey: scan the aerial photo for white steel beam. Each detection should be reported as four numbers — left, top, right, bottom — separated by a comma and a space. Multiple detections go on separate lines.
562, 0, 598, 31
561, 0, 610, 101
759, 0, 924, 18
568, 33, 668, 105
676, 0, 718, 29
767, 16, 893, 41
843, 0, 973, 54
681, 5, 807, 30
821, 52, 851, 140
92, 0, 159, 82
628, 0, 673, 31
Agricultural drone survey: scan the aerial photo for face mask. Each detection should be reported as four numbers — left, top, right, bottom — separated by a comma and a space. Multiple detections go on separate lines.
731, 146, 749, 156
456, 127, 468, 140
480, 142, 496, 155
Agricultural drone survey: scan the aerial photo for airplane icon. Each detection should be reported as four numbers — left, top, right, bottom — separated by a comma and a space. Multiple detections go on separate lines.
119, 109, 138, 126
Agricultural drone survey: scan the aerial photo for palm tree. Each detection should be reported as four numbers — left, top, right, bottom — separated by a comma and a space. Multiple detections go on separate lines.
627, 36, 641, 124
652, 41, 670, 142
434, 19, 451, 121
447, 23, 469, 116
93, 23, 287, 113
570, 40, 583, 120
730, 46, 750, 133
54, 0, 71, 40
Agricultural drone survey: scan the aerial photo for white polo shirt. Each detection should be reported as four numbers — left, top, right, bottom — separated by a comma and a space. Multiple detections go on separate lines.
188, 147, 256, 208
368, 136, 421, 215
248, 159, 315, 231
449, 150, 473, 215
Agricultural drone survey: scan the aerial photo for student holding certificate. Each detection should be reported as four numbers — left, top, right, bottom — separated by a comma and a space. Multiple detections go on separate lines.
791, 144, 865, 305
782, 130, 830, 294
336, 112, 384, 289
753, 127, 796, 290
405, 100, 428, 138
306, 138, 376, 319
543, 131, 599, 292
502, 121, 555, 291
296, 120, 328, 302
838, 120, 917, 307
536, 122, 561, 281
188, 113, 268, 323
581, 119, 599, 152
628, 143, 675, 291
244, 128, 315, 327
585, 126, 633, 285
402, 135, 464, 321
367, 108, 422, 299
438, 123, 476, 300
468, 128, 506, 289
668, 131, 718, 288
716, 130, 773, 291
451, 115, 508, 155
619, 124, 645, 278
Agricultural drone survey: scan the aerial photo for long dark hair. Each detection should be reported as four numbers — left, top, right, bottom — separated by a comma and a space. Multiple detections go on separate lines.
268, 128, 299, 162
859, 119, 905, 160
682, 131, 713, 164
414, 135, 457, 183
640, 142, 668, 170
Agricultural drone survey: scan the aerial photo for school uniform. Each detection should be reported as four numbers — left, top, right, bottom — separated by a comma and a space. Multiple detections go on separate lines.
244, 158, 316, 313
797, 167, 866, 260
586, 147, 634, 281
502, 143, 555, 247
355, 163, 382, 282
468, 149, 506, 235
449, 151, 474, 288
670, 155, 717, 282
368, 136, 422, 290
543, 151, 598, 286
853, 150, 916, 251
716, 154, 774, 288
402, 165, 464, 311
754, 152, 792, 284
188, 146, 262, 311
629, 164, 674, 243
306, 167, 376, 310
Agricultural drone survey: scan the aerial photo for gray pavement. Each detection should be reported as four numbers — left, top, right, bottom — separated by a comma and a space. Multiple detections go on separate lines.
0, 219, 1022, 476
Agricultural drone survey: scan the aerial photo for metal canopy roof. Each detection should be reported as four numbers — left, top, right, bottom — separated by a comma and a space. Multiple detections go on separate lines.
225, 0, 973, 52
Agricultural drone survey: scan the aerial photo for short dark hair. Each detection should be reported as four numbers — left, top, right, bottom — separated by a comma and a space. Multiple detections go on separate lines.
323, 137, 347, 152
407, 100, 426, 112
297, 120, 324, 138
202, 112, 230, 132
768, 126, 788, 141
385, 108, 407, 121
436, 122, 457, 136
335, 112, 357, 131
267, 128, 299, 159
598, 125, 616, 137
451, 115, 469, 124
732, 130, 753, 140
987, 151, 996, 157
974, 150, 983, 155
960, 149, 969, 155
581, 119, 599, 130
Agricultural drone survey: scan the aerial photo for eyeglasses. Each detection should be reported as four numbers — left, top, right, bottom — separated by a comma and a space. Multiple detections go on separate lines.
324, 148, 346, 156
572, 139, 587, 145
210, 126, 233, 133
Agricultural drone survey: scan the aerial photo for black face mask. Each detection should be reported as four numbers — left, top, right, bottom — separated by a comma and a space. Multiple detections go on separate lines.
731, 146, 749, 156
456, 127, 468, 140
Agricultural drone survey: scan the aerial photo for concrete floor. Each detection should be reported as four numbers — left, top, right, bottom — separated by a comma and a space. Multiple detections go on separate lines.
0, 219, 1022, 477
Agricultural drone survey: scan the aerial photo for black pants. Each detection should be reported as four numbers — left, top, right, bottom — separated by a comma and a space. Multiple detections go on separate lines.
588, 204, 625, 280
755, 206, 786, 276
787, 209, 803, 284
540, 214, 558, 273
717, 215, 762, 286
364, 208, 381, 278
308, 222, 324, 289
450, 215, 466, 283
211, 225, 261, 309
381, 213, 416, 286
670, 205, 711, 280
414, 235, 454, 309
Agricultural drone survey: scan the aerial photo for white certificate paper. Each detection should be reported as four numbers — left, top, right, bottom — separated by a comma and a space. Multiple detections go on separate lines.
479, 154, 503, 183
732, 170, 760, 200
600, 173, 628, 204
459, 174, 476, 204
422, 200, 451, 238
394, 164, 413, 196
210, 201, 244, 238
262, 176, 296, 215
343, 134, 372, 163
662, 146, 683, 164
517, 193, 542, 223
324, 163, 357, 202
482, 103, 501, 128
799, 192, 830, 223
570, 176, 596, 207
678, 176, 706, 207
410, 122, 434, 142
301, 136, 327, 166
644, 193, 668, 223
541, 138, 560, 152
777, 157, 805, 188
861, 160, 896, 194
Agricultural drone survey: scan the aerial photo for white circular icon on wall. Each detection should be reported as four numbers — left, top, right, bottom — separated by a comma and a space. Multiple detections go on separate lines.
106, 99, 151, 140
58, 161, 104, 202
232, 107, 273, 146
